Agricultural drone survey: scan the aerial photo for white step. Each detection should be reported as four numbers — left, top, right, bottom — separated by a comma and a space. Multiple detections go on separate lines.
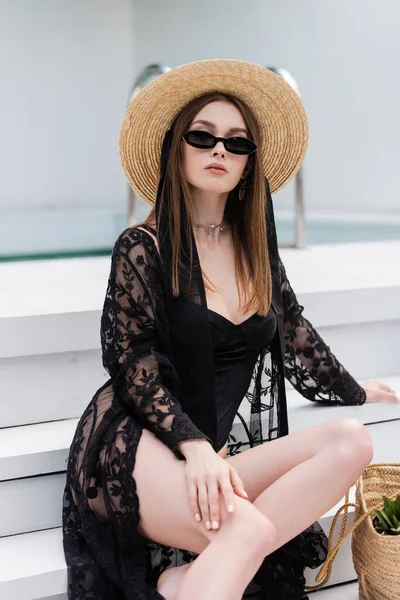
0, 528, 67, 600
3, 315, 396, 427
0, 410, 384, 596
0, 375, 399, 537
1, 240, 399, 598
2, 374, 399, 483
0, 349, 108, 428
2, 241, 399, 332
1, 240, 399, 428
0, 474, 65, 536
0, 419, 76, 481
309, 581, 359, 598
0, 523, 360, 600
0, 404, 396, 588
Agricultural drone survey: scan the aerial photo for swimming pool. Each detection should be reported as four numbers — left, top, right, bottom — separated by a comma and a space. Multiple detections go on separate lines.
276, 216, 400, 246
1, 209, 399, 261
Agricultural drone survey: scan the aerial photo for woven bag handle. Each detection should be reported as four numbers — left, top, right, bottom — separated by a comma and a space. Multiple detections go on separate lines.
305, 462, 400, 592
304, 489, 354, 591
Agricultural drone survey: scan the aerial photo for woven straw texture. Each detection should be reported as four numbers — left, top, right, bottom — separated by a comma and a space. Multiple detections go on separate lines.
119, 58, 309, 206
306, 463, 400, 596
352, 464, 400, 600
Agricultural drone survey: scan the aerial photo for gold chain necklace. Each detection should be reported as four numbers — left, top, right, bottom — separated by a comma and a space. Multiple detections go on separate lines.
195, 215, 226, 236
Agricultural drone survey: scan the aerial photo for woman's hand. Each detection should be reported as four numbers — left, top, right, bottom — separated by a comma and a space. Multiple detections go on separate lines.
361, 380, 400, 403
178, 439, 249, 531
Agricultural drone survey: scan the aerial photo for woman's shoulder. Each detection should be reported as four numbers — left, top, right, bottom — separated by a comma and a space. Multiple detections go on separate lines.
135, 222, 158, 250
114, 222, 159, 256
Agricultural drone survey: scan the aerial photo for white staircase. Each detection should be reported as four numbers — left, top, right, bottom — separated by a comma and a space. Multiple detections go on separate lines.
0, 239, 399, 600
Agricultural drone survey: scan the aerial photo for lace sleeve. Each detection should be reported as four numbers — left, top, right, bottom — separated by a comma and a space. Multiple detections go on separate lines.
279, 257, 366, 405
100, 227, 213, 459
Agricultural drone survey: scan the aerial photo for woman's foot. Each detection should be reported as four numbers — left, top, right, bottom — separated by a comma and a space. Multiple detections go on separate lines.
156, 562, 193, 600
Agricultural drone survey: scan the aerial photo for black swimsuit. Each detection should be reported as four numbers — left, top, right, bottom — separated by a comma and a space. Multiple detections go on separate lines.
208, 306, 277, 451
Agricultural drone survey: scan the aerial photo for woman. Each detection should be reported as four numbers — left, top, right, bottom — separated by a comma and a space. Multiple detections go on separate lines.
62, 59, 399, 600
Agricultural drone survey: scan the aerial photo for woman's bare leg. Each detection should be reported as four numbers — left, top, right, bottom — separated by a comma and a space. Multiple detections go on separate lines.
227, 417, 374, 552
133, 427, 277, 600
174, 504, 275, 600
134, 419, 373, 599
175, 419, 373, 599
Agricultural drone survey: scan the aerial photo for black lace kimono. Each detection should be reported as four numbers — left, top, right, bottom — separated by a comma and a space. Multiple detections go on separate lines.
62, 132, 366, 599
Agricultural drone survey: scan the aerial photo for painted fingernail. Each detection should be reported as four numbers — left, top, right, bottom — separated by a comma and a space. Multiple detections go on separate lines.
195, 513, 201, 522
212, 520, 219, 529
243, 490, 249, 498
227, 504, 234, 512
206, 521, 211, 529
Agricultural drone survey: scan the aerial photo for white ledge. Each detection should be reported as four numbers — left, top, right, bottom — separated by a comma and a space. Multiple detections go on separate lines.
1, 375, 399, 482
286, 373, 400, 432
1, 240, 400, 318
0, 240, 399, 358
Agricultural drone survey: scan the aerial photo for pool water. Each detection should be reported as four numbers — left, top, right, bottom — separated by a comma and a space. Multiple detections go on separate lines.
1, 213, 400, 262
276, 218, 400, 246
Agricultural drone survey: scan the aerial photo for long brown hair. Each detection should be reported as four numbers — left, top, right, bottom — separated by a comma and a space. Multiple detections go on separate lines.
141, 92, 272, 316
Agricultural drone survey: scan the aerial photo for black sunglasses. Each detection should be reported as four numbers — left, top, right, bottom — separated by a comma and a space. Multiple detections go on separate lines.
181, 130, 257, 155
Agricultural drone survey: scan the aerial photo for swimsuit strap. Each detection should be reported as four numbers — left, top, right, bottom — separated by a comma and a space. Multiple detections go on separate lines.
139, 223, 157, 236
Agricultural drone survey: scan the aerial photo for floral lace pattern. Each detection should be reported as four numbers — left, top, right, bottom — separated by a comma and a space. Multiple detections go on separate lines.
279, 257, 366, 405
62, 225, 365, 599
101, 227, 213, 458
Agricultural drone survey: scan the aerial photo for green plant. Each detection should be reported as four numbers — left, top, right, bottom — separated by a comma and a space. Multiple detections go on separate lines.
373, 494, 400, 536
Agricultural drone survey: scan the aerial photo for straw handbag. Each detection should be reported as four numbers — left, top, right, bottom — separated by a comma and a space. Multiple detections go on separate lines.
304, 463, 400, 599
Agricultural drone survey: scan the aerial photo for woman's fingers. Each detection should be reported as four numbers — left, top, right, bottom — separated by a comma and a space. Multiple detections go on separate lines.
372, 390, 399, 403
383, 385, 399, 399
218, 474, 236, 514
384, 391, 400, 403
188, 479, 201, 523
197, 481, 211, 529
382, 384, 396, 393
207, 479, 221, 529
187, 459, 252, 531
230, 467, 249, 500
364, 381, 400, 403
377, 379, 399, 401
375, 380, 396, 394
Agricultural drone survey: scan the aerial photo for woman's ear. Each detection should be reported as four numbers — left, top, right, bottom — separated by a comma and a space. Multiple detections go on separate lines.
242, 167, 251, 179
242, 157, 254, 179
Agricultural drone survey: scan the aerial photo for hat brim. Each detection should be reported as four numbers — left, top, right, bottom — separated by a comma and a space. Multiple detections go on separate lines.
119, 58, 308, 206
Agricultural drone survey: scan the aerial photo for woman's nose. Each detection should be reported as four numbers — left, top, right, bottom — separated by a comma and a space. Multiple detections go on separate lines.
212, 141, 225, 154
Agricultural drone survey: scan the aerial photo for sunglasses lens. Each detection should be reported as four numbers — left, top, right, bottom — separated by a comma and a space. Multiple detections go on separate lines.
226, 137, 257, 155
183, 131, 257, 155
185, 131, 214, 147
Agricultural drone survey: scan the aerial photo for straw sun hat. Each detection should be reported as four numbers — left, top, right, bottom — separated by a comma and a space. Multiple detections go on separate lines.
119, 58, 309, 206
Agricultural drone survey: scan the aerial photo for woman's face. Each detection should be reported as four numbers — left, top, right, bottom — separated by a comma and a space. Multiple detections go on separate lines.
181, 100, 250, 196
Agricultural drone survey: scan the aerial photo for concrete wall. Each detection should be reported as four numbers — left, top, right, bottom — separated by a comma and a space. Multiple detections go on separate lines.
133, 0, 400, 216
0, 0, 134, 213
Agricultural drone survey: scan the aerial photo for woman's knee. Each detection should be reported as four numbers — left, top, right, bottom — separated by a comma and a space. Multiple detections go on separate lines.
326, 418, 374, 466
134, 428, 276, 553
225, 496, 277, 553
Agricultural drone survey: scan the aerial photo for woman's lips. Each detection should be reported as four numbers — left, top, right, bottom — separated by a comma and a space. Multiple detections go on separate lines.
206, 167, 228, 175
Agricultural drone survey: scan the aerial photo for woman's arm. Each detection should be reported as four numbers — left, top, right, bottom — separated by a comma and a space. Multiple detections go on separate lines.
278, 256, 366, 405
101, 227, 213, 459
